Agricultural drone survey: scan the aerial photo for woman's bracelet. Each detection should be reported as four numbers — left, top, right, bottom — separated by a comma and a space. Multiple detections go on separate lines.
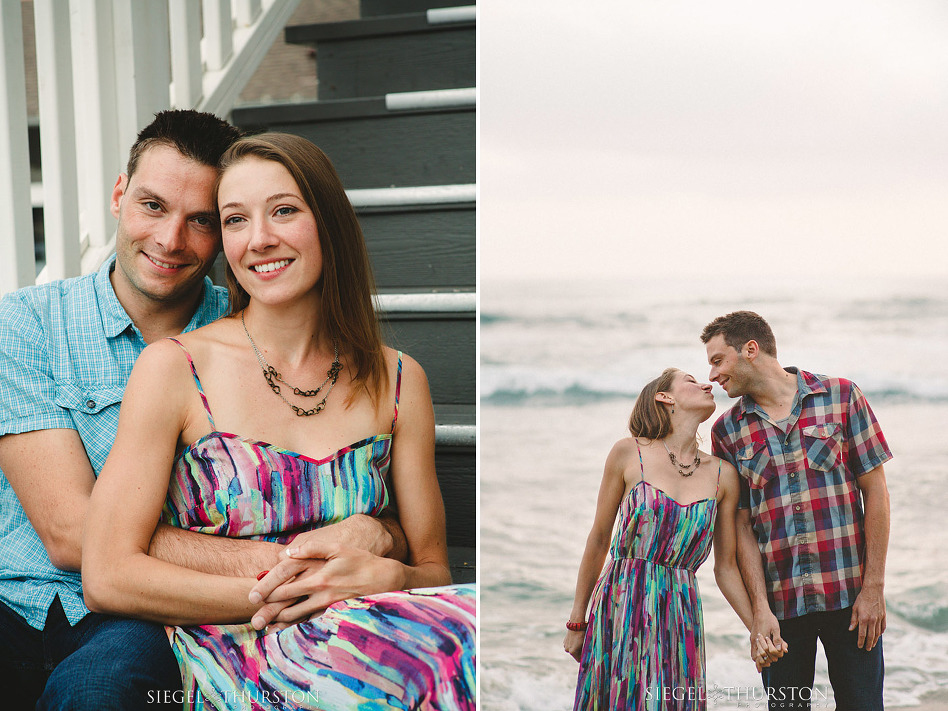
566, 620, 588, 631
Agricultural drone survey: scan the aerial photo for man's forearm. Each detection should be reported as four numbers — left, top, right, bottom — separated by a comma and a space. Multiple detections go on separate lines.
377, 509, 408, 561
860, 481, 890, 589
736, 514, 771, 614
149, 523, 284, 578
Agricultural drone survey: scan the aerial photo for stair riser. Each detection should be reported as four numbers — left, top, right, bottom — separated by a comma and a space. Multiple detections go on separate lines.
315, 27, 474, 100
360, 205, 474, 289
381, 312, 474, 404
435, 445, 474, 548
236, 108, 474, 189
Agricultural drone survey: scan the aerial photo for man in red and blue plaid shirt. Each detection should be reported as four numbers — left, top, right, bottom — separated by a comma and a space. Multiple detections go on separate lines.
702, 311, 891, 710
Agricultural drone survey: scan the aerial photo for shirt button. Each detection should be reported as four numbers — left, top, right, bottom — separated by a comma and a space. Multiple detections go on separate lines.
790, 472, 796, 478
86, 400, 96, 409
803, 572, 811, 577
794, 505, 802, 511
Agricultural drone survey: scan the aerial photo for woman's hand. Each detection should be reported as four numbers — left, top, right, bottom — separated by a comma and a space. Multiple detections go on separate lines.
248, 539, 402, 631
752, 627, 788, 671
563, 629, 585, 663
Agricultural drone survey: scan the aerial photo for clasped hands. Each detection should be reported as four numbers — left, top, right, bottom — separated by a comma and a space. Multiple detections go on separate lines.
248, 517, 401, 633
751, 612, 789, 671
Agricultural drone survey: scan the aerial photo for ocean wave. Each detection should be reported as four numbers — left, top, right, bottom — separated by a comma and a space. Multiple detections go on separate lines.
890, 584, 948, 632
482, 369, 948, 406
481, 310, 648, 331
836, 297, 948, 322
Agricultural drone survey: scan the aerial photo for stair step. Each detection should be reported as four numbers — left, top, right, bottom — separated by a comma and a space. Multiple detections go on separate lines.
434, 403, 475, 446
233, 96, 474, 189
348, 183, 475, 207
375, 291, 475, 313
286, 8, 474, 100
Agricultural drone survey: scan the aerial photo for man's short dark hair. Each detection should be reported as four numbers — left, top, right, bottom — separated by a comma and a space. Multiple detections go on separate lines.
126, 109, 242, 178
701, 310, 777, 357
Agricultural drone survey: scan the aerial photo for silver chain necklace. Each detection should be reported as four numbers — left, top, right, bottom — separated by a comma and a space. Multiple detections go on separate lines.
662, 439, 702, 477
241, 311, 343, 417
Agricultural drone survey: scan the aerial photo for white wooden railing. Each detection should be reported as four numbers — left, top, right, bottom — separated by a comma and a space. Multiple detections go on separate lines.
0, 0, 301, 296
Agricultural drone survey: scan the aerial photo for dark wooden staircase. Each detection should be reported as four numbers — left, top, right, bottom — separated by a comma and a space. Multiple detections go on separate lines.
232, 1, 476, 583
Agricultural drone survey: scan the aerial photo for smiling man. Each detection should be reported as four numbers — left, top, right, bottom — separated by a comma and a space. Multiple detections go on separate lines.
701, 310, 892, 711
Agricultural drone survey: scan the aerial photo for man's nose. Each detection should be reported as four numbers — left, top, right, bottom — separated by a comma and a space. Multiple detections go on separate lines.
156, 217, 188, 252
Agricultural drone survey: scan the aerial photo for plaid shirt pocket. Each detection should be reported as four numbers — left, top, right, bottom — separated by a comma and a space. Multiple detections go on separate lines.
802, 423, 843, 472
736, 439, 771, 489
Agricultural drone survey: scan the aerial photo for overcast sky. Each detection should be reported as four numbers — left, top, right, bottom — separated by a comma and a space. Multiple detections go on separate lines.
480, 0, 948, 281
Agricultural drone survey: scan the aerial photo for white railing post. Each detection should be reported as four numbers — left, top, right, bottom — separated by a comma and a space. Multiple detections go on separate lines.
0, 0, 36, 294
234, 0, 262, 27
112, 0, 171, 160
34, 0, 81, 282
199, 0, 301, 116
203, 0, 234, 72
169, 0, 204, 108
70, 0, 121, 268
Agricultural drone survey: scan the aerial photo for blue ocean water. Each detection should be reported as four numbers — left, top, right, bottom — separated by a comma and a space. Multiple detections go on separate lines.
480, 276, 948, 710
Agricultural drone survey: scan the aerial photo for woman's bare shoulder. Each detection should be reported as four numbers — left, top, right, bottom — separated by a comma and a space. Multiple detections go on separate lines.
606, 436, 641, 467
170, 315, 240, 354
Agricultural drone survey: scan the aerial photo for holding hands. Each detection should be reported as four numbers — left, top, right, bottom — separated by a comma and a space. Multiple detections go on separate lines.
249, 514, 404, 633
751, 611, 788, 671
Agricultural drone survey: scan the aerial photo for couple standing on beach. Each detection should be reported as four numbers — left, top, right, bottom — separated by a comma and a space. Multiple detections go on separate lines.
565, 311, 892, 711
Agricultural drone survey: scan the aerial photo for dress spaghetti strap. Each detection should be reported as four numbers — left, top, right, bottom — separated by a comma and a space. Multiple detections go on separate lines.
167, 337, 217, 430
390, 351, 403, 434
714, 459, 722, 497
632, 438, 646, 482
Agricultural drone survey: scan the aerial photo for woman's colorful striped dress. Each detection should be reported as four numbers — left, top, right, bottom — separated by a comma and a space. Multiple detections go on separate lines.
574, 440, 718, 711
161, 340, 476, 710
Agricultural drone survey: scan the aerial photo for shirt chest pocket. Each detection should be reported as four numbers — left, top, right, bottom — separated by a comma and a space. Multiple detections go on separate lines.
736, 440, 772, 489
802, 423, 843, 472
54, 383, 125, 415
54, 384, 125, 473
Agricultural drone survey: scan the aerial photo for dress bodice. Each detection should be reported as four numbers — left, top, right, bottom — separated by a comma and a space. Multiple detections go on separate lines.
158, 338, 400, 541
161, 432, 391, 540
609, 480, 717, 572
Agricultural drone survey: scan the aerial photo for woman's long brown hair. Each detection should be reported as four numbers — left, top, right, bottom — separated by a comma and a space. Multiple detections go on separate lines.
219, 132, 387, 403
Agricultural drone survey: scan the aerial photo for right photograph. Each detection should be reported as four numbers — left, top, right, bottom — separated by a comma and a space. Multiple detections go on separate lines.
479, 2, 948, 710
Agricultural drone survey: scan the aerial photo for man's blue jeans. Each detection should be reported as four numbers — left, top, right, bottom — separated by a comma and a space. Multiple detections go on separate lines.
761, 607, 884, 711
0, 596, 181, 710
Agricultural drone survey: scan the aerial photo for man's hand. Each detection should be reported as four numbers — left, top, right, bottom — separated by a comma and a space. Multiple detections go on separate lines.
288, 514, 395, 559
850, 583, 886, 651
750, 610, 788, 671
248, 540, 402, 631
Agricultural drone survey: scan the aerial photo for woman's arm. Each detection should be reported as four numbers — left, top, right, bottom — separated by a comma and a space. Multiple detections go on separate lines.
712, 461, 755, 630
563, 440, 630, 662
82, 339, 259, 625
712, 460, 786, 669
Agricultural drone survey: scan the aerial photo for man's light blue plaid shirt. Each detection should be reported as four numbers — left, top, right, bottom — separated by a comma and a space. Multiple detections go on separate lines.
0, 254, 228, 629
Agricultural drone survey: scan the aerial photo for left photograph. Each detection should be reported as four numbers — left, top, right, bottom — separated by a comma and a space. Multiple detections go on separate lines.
0, 2, 475, 710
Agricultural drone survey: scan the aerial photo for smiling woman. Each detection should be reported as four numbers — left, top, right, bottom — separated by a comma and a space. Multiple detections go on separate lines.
220, 157, 324, 307
82, 133, 476, 710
